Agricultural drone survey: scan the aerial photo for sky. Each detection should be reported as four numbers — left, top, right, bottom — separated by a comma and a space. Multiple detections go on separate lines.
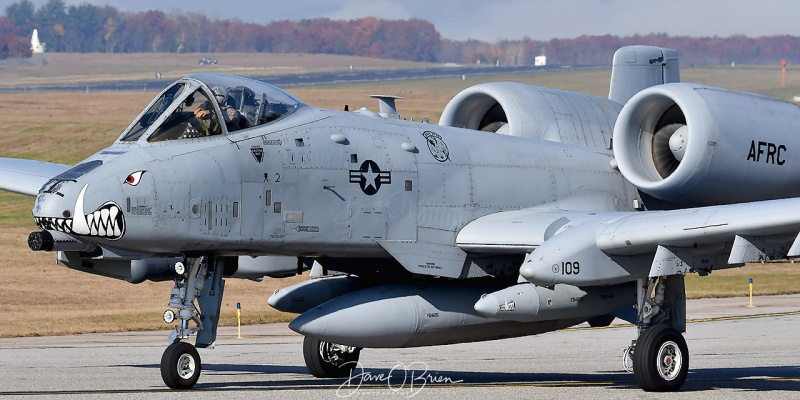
4, 0, 800, 42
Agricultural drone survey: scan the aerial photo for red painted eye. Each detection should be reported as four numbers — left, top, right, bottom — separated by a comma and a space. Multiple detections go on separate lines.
124, 171, 145, 186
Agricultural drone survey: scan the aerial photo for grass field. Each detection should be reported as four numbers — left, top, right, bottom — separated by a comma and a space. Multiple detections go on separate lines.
1, 55, 799, 338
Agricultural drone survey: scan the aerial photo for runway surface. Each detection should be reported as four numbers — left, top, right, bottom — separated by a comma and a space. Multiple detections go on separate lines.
0, 64, 582, 93
1, 295, 799, 399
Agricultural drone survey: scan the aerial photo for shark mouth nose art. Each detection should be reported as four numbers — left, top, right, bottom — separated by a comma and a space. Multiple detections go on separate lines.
35, 184, 126, 240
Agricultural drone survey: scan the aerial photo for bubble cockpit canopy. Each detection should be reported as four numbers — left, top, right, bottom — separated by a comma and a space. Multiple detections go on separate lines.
120, 74, 305, 142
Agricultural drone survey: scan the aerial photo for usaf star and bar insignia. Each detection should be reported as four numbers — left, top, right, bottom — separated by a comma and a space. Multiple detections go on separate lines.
349, 160, 391, 195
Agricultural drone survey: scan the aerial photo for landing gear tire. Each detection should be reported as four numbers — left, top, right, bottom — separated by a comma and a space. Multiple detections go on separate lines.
303, 336, 361, 378
161, 342, 202, 390
633, 324, 688, 392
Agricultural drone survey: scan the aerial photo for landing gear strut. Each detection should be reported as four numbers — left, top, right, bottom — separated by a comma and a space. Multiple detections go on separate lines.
625, 275, 689, 391
159, 256, 226, 389
303, 336, 361, 378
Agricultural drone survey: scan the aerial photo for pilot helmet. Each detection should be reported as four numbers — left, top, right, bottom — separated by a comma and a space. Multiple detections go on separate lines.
211, 86, 229, 104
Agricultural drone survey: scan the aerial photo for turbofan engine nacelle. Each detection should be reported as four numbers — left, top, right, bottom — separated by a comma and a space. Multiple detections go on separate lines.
439, 82, 621, 148
613, 83, 800, 207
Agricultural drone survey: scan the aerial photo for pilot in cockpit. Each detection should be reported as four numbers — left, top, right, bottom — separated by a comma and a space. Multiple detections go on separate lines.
195, 86, 244, 132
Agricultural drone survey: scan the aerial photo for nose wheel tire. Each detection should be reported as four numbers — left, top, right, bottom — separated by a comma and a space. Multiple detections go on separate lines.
633, 324, 688, 392
303, 336, 361, 378
161, 342, 202, 389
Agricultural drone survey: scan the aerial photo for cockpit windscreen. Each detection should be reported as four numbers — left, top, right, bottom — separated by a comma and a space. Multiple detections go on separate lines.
121, 83, 185, 142
119, 74, 305, 143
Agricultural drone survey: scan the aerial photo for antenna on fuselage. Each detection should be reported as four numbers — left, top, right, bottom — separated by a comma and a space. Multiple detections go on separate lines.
370, 95, 402, 119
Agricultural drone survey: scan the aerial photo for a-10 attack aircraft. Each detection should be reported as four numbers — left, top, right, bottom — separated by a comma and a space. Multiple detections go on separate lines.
2, 45, 799, 392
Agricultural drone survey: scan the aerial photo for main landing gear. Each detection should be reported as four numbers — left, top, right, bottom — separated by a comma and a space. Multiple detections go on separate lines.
160, 256, 226, 389
624, 275, 689, 391
303, 336, 361, 378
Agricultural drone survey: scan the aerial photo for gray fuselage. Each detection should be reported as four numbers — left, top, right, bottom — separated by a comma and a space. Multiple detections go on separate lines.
33, 104, 637, 260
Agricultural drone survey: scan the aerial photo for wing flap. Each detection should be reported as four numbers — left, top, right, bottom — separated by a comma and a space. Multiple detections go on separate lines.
0, 157, 71, 196
597, 198, 800, 256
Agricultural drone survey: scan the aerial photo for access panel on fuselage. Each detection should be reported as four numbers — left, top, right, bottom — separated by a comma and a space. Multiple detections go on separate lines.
239, 136, 286, 246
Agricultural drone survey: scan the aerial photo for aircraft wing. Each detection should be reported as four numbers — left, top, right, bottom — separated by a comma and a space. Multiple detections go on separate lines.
458, 197, 800, 284
0, 157, 71, 196
595, 198, 800, 259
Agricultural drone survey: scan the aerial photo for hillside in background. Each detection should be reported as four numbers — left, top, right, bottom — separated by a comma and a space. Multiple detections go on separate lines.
2, 0, 800, 67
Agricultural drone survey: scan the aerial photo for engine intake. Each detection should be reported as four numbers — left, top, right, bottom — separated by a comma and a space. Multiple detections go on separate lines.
439, 82, 621, 148
613, 83, 800, 207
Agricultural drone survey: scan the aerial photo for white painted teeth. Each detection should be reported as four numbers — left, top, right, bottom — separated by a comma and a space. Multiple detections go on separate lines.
35, 217, 76, 234
85, 202, 124, 239
34, 184, 125, 240
110, 208, 120, 237
35, 202, 125, 240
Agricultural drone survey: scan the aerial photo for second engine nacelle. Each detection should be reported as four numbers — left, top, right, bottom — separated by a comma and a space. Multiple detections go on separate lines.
439, 82, 621, 148
613, 83, 800, 207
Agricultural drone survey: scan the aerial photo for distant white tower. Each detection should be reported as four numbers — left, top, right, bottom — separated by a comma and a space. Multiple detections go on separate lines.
31, 29, 46, 54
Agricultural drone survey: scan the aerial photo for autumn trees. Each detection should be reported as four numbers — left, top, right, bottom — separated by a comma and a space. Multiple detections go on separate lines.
1, 0, 799, 66
0, 1, 442, 61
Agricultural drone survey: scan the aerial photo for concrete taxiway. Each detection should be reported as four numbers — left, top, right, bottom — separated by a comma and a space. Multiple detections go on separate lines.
1, 295, 799, 399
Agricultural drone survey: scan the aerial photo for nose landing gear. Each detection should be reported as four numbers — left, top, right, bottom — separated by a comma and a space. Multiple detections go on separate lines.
161, 341, 202, 389
159, 256, 226, 390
